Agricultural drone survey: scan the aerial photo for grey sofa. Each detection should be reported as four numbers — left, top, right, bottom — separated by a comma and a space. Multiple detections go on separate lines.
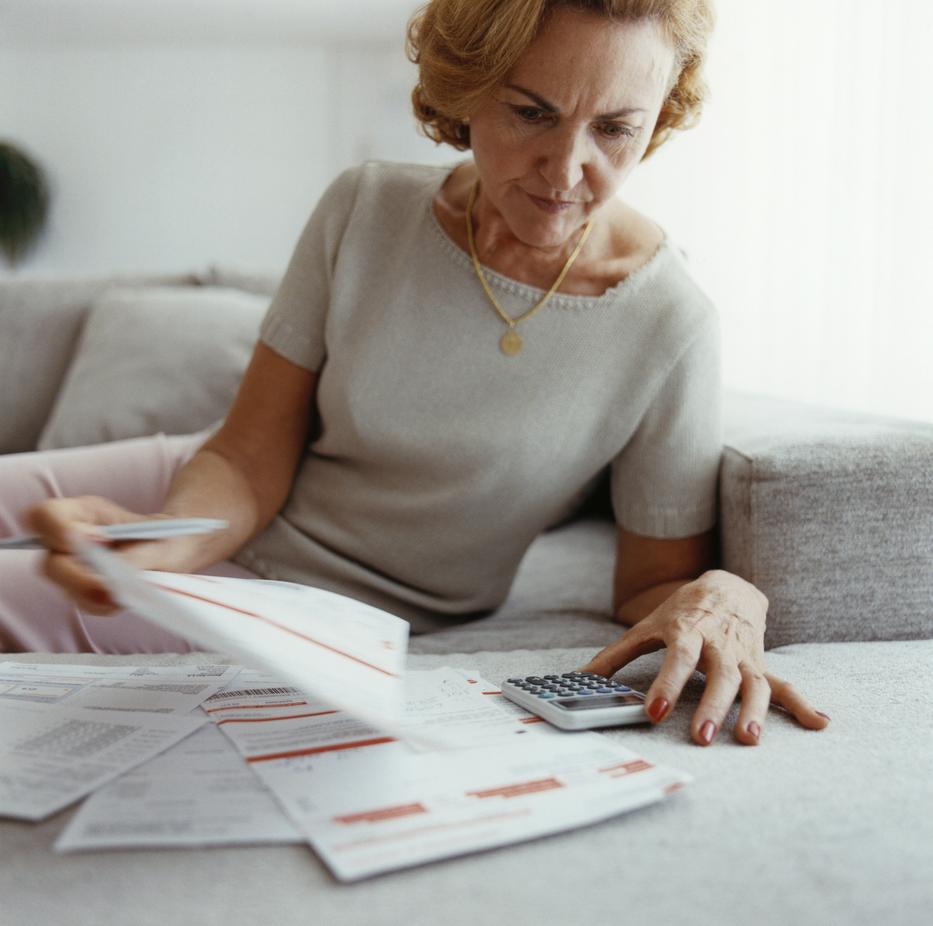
1, 270, 931, 926
2, 268, 929, 651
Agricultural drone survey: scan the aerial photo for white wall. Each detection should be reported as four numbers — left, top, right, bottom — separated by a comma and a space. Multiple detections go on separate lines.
2, 1, 931, 421
0, 37, 449, 277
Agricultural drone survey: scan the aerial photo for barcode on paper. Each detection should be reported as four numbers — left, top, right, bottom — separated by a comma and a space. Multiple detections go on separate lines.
207, 687, 299, 701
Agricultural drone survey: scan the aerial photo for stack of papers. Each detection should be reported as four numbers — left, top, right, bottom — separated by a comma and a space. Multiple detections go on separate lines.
0, 542, 691, 881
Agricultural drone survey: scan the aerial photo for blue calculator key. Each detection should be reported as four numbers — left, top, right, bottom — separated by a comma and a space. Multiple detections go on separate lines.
595, 687, 613, 693
538, 693, 557, 699
557, 689, 574, 696
613, 685, 632, 692
578, 689, 595, 696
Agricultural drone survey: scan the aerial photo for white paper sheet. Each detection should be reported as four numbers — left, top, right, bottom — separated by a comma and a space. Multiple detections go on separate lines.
77, 541, 408, 733
292, 735, 689, 881
0, 702, 205, 821
0, 662, 240, 715
54, 723, 302, 852
211, 668, 690, 880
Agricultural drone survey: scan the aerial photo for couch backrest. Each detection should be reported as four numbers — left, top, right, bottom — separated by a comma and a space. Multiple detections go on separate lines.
0, 273, 201, 453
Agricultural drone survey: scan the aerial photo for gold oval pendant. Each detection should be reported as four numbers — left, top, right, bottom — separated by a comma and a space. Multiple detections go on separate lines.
500, 330, 523, 356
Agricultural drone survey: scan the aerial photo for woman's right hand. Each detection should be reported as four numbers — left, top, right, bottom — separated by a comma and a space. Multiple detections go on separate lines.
25, 496, 182, 616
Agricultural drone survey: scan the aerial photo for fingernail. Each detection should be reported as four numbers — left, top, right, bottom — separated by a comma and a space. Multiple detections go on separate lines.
699, 720, 717, 745
647, 698, 669, 723
816, 711, 831, 722
748, 721, 761, 742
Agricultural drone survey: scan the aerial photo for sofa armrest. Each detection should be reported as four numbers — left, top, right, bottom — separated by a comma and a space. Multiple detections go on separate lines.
719, 391, 933, 647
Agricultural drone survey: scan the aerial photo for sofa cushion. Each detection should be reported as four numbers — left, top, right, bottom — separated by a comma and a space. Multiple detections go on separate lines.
0, 273, 199, 453
720, 390, 933, 647
37, 286, 267, 450
205, 264, 281, 298
410, 518, 622, 654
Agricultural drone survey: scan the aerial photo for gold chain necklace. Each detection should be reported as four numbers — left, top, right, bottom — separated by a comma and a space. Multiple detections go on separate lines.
465, 180, 592, 356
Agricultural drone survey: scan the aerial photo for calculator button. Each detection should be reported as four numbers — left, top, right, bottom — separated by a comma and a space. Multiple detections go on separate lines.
612, 685, 632, 692
537, 693, 557, 699
578, 690, 595, 696
507, 678, 524, 684
543, 675, 560, 680
595, 687, 613, 693
526, 677, 546, 684
561, 672, 581, 678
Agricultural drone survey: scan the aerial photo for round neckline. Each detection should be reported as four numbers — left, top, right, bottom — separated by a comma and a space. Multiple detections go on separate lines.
424, 166, 672, 309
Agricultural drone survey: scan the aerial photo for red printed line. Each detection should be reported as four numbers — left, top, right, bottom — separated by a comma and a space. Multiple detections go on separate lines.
598, 759, 654, 775
467, 777, 564, 800
518, 716, 545, 724
247, 736, 396, 763
481, 690, 502, 695
150, 582, 398, 678
334, 803, 428, 825
215, 709, 338, 726
204, 701, 308, 714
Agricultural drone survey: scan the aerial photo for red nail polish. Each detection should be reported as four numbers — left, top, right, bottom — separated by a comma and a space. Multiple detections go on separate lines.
699, 720, 716, 744
748, 721, 761, 742
647, 698, 669, 723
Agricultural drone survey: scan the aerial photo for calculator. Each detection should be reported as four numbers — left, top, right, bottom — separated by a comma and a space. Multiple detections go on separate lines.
500, 672, 649, 731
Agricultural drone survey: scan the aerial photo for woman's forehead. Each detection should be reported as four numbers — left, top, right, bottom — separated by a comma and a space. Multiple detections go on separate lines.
506, 9, 676, 111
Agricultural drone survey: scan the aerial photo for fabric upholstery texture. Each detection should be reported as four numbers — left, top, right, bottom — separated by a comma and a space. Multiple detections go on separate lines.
2, 644, 929, 926
37, 286, 268, 450
720, 390, 933, 647
0, 273, 198, 453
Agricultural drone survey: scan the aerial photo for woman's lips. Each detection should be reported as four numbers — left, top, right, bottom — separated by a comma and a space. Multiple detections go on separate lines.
527, 192, 577, 214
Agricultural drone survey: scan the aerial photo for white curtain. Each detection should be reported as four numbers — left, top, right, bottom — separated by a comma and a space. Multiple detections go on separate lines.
626, 0, 933, 422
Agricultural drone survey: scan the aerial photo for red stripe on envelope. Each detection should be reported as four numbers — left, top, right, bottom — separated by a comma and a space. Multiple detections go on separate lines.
204, 701, 308, 713
247, 736, 396, 763
334, 803, 428, 825
150, 582, 398, 677
467, 777, 564, 799
598, 759, 654, 775
215, 709, 338, 726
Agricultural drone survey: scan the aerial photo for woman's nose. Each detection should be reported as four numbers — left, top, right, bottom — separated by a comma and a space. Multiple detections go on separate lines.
538, 127, 590, 194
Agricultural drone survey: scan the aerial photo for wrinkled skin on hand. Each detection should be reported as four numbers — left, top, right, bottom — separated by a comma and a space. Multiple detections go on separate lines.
584, 570, 830, 746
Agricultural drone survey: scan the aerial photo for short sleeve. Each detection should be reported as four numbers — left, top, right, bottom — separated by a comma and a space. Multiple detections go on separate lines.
610, 311, 723, 538
258, 165, 362, 371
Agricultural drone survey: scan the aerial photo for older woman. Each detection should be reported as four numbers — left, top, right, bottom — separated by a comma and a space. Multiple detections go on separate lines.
0, 0, 829, 746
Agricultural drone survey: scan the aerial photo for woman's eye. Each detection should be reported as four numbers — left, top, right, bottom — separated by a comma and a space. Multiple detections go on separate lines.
599, 122, 636, 140
512, 106, 547, 123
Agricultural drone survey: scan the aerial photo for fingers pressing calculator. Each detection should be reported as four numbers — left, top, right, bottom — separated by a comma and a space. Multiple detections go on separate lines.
501, 672, 649, 731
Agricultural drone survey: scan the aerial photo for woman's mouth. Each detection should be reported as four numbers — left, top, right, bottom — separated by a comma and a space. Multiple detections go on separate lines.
527, 192, 577, 214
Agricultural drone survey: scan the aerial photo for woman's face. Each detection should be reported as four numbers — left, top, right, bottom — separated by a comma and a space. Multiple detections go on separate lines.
468, 8, 678, 249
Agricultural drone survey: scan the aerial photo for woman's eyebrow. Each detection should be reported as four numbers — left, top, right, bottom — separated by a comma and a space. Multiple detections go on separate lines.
505, 82, 646, 119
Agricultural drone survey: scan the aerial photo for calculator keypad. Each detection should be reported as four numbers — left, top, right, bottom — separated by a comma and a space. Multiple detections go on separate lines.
509, 672, 634, 699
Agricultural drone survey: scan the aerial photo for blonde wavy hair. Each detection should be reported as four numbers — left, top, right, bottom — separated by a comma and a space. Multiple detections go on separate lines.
407, 0, 715, 160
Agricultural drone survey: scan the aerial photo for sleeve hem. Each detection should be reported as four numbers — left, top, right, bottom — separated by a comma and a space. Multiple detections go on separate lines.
259, 315, 324, 372
616, 503, 718, 539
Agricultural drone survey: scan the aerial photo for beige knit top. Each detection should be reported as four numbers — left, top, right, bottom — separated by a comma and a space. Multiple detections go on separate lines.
234, 161, 723, 631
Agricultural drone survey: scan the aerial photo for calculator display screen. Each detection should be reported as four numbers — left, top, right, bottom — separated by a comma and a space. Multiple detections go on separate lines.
554, 694, 645, 710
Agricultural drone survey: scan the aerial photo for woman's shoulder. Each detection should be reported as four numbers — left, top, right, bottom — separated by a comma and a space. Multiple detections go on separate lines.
606, 201, 718, 336
342, 159, 452, 200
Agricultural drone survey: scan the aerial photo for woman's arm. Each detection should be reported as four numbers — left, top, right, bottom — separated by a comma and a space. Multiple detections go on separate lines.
27, 342, 318, 611
154, 342, 318, 571
585, 524, 830, 746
